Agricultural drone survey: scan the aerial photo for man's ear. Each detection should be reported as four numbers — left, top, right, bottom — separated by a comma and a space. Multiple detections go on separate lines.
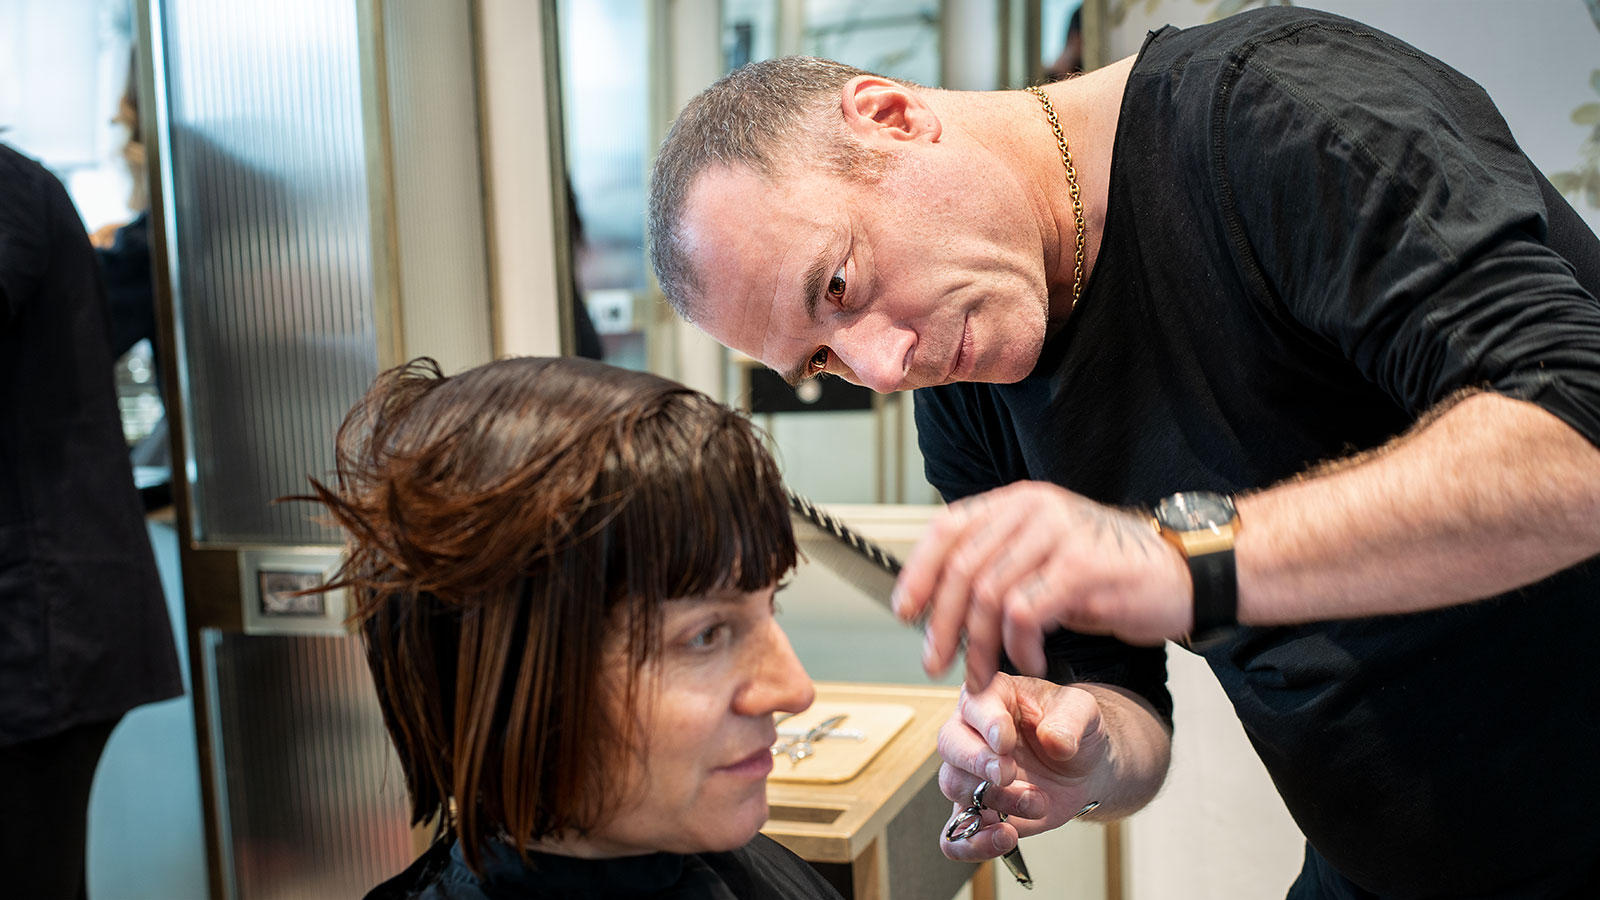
839, 75, 941, 145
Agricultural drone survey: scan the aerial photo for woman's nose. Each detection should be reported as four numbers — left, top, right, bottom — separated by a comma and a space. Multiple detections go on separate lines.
737, 619, 814, 717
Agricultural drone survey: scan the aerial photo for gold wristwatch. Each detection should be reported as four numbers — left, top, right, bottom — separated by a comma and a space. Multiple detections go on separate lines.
1152, 491, 1241, 650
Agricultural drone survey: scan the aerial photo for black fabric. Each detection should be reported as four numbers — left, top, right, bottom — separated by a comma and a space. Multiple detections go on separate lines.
365, 832, 844, 900
95, 212, 156, 363
0, 716, 119, 900
1186, 546, 1236, 637
916, 9, 1600, 900
0, 144, 183, 747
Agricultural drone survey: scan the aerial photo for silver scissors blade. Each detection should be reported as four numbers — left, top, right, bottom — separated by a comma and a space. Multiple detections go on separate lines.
773, 713, 849, 763
1001, 845, 1033, 890
788, 713, 849, 763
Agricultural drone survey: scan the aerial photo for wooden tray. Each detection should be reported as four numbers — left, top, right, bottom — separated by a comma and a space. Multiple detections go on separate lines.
769, 702, 915, 783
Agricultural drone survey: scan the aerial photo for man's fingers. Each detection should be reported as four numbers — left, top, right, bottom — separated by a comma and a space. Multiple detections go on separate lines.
1000, 598, 1049, 678
961, 679, 1019, 754
937, 760, 985, 805
937, 716, 1014, 790
921, 506, 1017, 677
939, 807, 1020, 862
938, 764, 1050, 820
962, 587, 1004, 690
1027, 681, 1105, 766
894, 499, 976, 623
940, 825, 1019, 862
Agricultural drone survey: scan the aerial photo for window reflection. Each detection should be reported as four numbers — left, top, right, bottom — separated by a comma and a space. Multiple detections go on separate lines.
722, 0, 941, 84
801, 1, 940, 84
557, 0, 650, 370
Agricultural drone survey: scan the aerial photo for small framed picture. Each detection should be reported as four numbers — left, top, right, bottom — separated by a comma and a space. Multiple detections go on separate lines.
258, 570, 326, 617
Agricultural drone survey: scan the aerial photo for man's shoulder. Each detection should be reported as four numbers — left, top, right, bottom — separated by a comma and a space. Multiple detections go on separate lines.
1134, 7, 1393, 76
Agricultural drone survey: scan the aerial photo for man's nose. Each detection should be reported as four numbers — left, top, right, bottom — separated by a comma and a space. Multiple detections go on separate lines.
735, 618, 815, 718
834, 320, 914, 393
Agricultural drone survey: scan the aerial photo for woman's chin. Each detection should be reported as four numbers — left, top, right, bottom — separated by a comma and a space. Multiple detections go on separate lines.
697, 795, 769, 853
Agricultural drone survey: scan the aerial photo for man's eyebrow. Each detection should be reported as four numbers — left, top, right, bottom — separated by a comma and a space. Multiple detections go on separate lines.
781, 244, 839, 388
801, 249, 833, 324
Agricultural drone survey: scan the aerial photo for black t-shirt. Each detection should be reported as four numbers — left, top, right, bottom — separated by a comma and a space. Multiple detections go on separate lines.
0, 144, 182, 746
916, 9, 1600, 899
366, 833, 845, 900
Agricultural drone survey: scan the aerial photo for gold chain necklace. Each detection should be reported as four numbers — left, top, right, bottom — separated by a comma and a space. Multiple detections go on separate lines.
1025, 84, 1086, 309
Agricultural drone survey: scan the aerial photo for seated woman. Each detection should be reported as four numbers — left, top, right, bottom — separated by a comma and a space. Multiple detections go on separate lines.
303, 356, 842, 900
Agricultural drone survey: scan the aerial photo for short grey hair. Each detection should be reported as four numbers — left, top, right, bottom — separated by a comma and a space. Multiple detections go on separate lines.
647, 56, 900, 322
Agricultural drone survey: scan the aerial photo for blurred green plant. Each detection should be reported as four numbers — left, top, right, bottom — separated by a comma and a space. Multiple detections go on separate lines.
1548, 1, 1600, 208
1203, 0, 1293, 22
1548, 70, 1599, 208
1106, 0, 1164, 26
1107, 0, 1291, 28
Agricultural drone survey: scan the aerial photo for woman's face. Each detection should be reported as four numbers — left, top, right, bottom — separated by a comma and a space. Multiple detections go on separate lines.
585, 583, 815, 856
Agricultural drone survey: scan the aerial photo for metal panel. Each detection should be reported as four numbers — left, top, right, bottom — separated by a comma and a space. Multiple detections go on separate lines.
208, 631, 412, 900
160, 0, 380, 545
380, 0, 495, 374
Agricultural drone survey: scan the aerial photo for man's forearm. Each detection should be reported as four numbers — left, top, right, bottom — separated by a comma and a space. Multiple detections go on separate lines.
1076, 683, 1172, 819
1236, 392, 1600, 626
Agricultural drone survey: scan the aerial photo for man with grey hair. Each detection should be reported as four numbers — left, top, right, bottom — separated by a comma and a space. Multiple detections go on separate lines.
649, 6, 1600, 898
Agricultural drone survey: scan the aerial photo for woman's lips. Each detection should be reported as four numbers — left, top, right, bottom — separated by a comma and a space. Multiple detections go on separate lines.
717, 748, 775, 779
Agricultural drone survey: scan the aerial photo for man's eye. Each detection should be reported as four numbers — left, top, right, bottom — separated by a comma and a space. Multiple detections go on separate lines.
807, 347, 831, 375
827, 271, 847, 299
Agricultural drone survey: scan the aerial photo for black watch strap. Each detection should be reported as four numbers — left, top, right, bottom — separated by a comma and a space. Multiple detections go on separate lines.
1186, 547, 1238, 648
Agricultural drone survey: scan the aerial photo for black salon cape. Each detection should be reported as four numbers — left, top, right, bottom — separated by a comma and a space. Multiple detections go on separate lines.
0, 144, 182, 746
366, 833, 844, 900
916, 8, 1600, 900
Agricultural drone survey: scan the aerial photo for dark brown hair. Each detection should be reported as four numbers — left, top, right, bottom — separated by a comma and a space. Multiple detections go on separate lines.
301, 356, 796, 871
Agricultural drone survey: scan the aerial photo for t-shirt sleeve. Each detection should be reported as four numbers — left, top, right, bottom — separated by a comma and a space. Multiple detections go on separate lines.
1214, 24, 1600, 447
914, 383, 1007, 504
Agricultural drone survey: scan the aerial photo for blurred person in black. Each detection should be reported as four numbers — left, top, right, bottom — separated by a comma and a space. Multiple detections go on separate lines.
565, 178, 605, 361
1043, 7, 1083, 81
0, 143, 184, 900
89, 51, 158, 368
89, 51, 170, 501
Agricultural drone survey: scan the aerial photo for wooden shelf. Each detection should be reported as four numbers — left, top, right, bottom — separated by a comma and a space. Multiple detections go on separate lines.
764, 682, 994, 900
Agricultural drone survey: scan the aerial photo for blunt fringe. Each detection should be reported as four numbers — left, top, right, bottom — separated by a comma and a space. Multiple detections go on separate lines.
297, 356, 796, 872
647, 56, 903, 322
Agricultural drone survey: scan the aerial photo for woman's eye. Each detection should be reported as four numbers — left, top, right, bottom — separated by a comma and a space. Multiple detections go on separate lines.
807, 347, 831, 375
688, 622, 730, 651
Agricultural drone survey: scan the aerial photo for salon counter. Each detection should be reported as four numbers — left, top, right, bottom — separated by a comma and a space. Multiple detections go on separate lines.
763, 682, 992, 900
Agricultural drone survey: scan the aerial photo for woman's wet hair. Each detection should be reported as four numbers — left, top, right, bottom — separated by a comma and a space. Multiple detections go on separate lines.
300, 356, 796, 870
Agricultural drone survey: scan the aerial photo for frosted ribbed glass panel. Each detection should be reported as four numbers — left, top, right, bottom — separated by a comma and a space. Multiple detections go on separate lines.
162, 0, 379, 544
211, 633, 412, 900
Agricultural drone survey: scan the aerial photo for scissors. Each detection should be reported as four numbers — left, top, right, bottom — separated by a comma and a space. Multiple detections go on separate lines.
945, 781, 1101, 891
771, 713, 849, 764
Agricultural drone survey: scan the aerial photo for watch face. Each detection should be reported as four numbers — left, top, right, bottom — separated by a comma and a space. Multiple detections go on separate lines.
1155, 492, 1236, 531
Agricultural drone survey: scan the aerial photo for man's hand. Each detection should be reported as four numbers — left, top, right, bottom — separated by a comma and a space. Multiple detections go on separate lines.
936, 675, 1120, 862
894, 481, 1190, 689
